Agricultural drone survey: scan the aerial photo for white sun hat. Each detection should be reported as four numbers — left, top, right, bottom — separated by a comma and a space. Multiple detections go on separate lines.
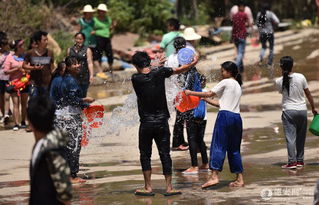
81, 4, 96, 13
97, 3, 108, 12
183, 27, 201, 41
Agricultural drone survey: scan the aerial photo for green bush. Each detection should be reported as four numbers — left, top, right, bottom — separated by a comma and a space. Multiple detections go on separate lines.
51, 31, 74, 62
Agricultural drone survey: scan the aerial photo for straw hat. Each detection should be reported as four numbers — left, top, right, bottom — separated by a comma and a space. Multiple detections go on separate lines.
97, 3, 108, 12
81, 4, 95, 13
183, 27, 201, 41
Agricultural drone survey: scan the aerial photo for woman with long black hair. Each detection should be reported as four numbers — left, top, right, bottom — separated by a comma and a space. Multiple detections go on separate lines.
276, 56, 317, 169
185, 61, 244, 188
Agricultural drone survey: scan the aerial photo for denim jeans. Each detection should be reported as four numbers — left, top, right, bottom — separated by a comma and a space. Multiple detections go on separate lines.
259, 33, 274, 65
234, 38, 246, 72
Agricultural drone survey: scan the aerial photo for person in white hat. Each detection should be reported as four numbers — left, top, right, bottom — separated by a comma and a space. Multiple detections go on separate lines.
182, 27, 201, 53
92, 3, 115, 79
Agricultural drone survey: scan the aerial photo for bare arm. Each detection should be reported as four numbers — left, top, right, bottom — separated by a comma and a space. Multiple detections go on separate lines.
204, 98, 220, 108
304, 88, 318, 115
184, 89, 216, 98
87, 48, 94, 83
172, 55, 199, 75
22, 61, 43, 71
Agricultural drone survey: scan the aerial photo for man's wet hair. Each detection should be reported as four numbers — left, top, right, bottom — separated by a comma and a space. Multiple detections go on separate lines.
132, 52, 151, 69
27, 95, 56, 133
167, 18, 180, 30
32, 30, 48, 43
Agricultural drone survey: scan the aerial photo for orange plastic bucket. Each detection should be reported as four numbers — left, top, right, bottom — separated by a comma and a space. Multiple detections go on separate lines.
175, 91, 200, 113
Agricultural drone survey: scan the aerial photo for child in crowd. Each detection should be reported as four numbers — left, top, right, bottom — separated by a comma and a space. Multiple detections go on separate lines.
28, 95, 72, 204
160, 18, 181, 57
51, 56, 94, 183
275, 56, 317, 169
49, 61, 66, 104
131, 51, 198, 196
3, 39, 28, 130
183, 74, 209, 174
185, 61, 245, 188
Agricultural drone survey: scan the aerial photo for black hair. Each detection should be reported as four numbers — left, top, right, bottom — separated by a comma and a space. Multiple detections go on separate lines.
173, 36, 186, 52
258, 3, 270, 26
132, 51, 151, 69
167, 18, 180, 30
27, 95, 56, 133
237, 0, 245, 6
221, 61, 242, 86
65, 56, 78, 69
52, 61, 66, 78
74, 32, 86, 41
28, 36, 36, 50
280, 56, 293, 96
32, 30, 48, 43
10, 39, 23, 52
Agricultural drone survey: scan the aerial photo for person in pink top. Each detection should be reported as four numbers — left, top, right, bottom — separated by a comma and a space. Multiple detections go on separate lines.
3, 40, 28, 131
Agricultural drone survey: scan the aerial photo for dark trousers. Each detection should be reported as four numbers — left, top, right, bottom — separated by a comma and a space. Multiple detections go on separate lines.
172, 110, 188, 148
210, 111, 243, 173
79, 83, 89, 98
186, 119, 208, 166
139, 121, 172, 175
55, 113, 82, 178
259, 33, 274, 65
95, 36, 114, 65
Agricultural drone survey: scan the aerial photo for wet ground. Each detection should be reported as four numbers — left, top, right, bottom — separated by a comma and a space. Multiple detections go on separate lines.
1, 32, 319, 204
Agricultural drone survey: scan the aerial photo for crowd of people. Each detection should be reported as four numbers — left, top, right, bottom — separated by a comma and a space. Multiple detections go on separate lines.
0, 0, 318, 204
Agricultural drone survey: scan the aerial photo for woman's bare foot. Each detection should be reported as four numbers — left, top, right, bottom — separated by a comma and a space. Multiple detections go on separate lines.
229, 180, 244, 187
201, 178, 219, 189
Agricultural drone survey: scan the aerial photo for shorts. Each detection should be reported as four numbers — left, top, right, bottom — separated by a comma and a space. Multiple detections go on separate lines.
90, 47, 100, 62
0, 80, 8, 95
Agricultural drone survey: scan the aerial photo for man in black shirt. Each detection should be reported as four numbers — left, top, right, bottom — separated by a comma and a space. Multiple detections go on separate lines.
131, 51, 198, 196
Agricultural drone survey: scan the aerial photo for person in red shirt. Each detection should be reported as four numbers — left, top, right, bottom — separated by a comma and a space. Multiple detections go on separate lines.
231, 1, 252, 72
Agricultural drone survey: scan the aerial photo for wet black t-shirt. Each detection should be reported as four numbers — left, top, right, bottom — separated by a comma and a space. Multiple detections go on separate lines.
132, 66, 173, 123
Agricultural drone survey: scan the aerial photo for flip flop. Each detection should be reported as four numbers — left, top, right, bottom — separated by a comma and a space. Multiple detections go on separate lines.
134, 189, 155, 196
163, 190, 182, 196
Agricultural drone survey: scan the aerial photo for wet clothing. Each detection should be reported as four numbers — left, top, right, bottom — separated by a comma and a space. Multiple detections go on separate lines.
49, 75, 63, 104
210, 110, 243, 173
69, 45, 90, 97
186, 119, 208, 166
52, 73, 87, 177
160, 31, 180, 57
256, 11, 279, 35
93, 16, 112, 38
132, 66, 174, 175
282, 110, 307, 164
29, 129, 72, 204
78, 18, 96, 47
232, 12, 248, 40
139, 122, 172, 175
24, 48, 54, 87
132, 66, 173, 123
256, 10, 279, 65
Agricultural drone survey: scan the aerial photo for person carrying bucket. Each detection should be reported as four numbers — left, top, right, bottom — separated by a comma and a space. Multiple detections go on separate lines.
275, 56, 317, 169
185, 61, 245, 188
131, 51, 198, 196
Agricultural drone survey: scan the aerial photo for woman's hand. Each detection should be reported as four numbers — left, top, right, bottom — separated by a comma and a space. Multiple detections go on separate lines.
89, 75, 94, 84
184, 90, 191, 96
312, 108, 318, 116
90, 30, 96, 35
